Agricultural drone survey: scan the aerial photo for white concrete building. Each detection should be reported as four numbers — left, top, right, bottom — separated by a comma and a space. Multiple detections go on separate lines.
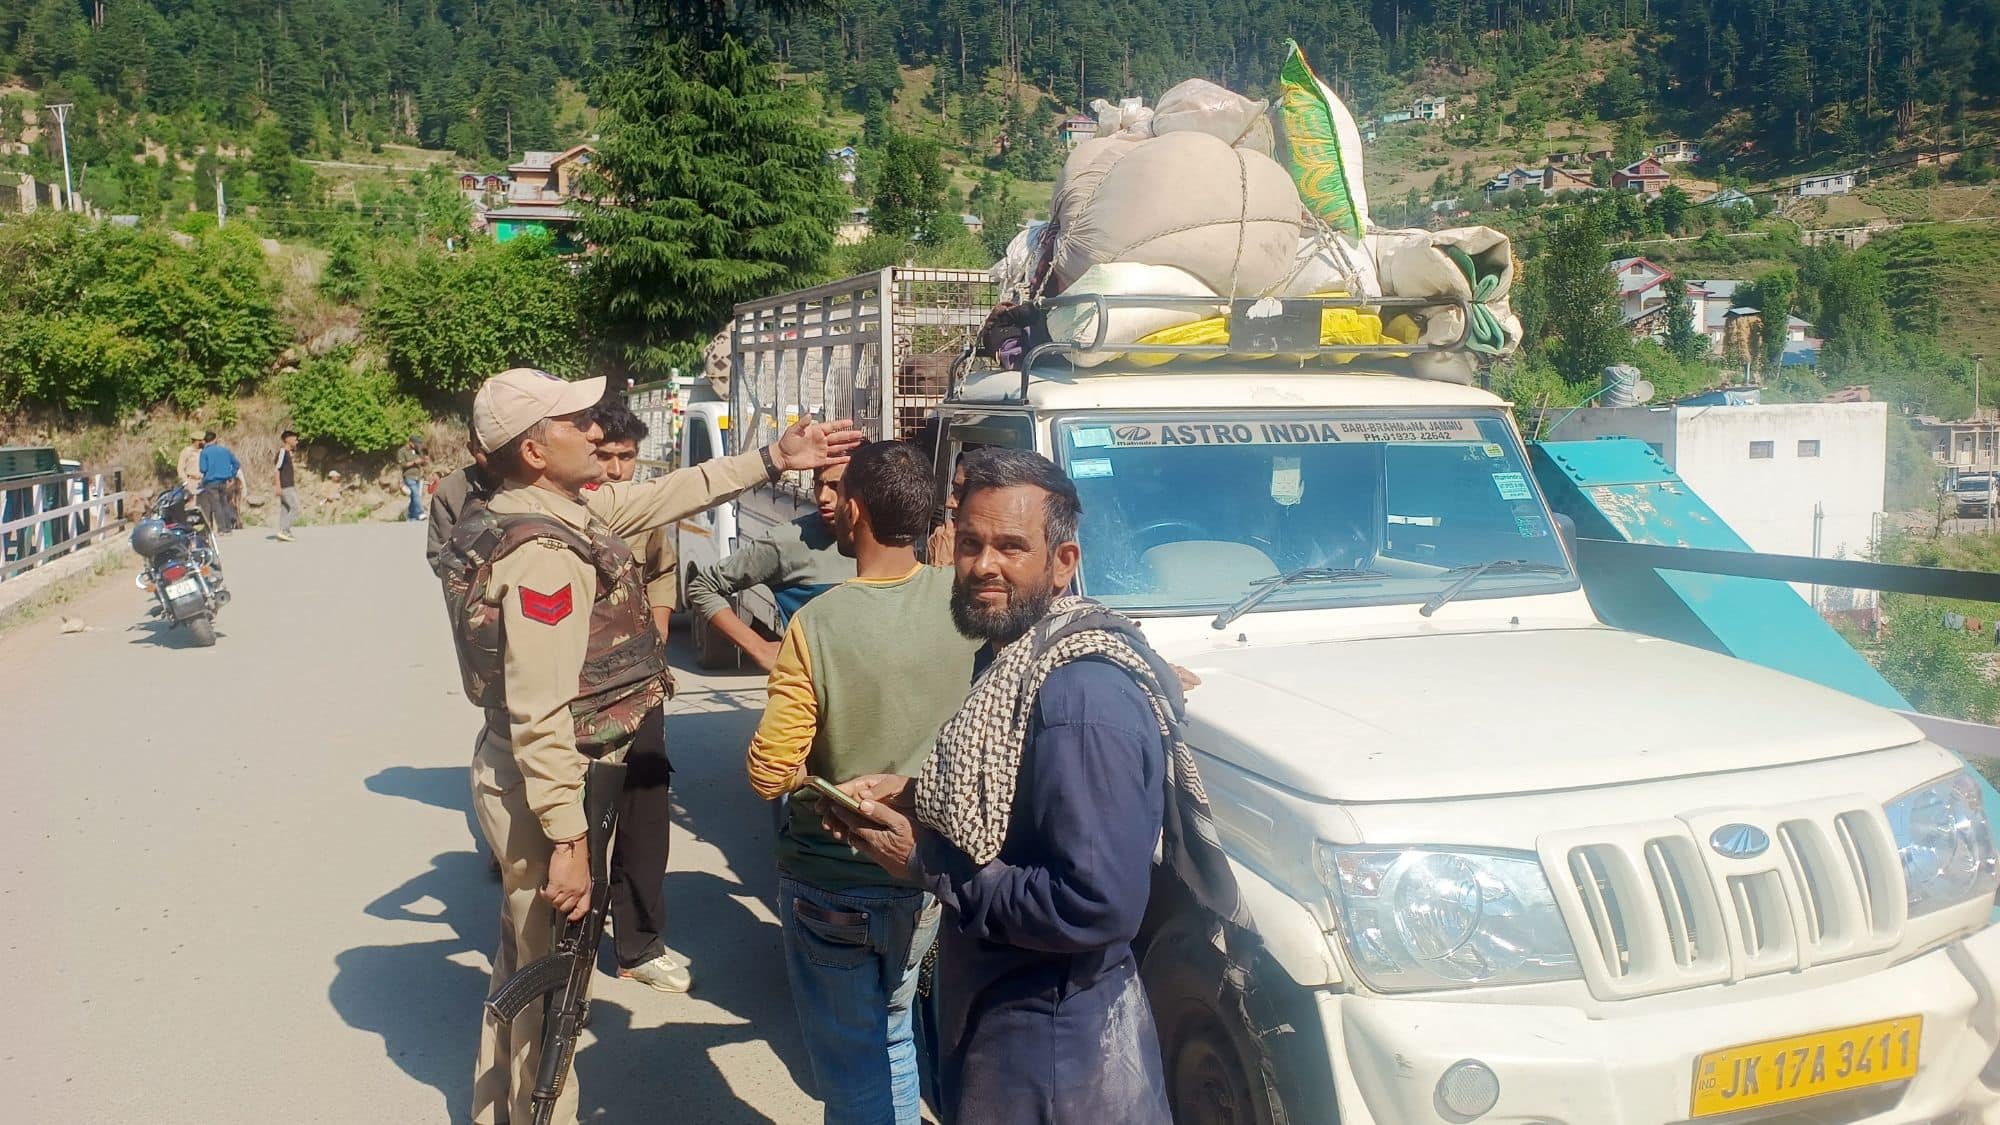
1548, 401, 1888, 609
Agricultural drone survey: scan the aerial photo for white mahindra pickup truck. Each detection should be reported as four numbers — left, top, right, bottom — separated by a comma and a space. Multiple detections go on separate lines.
934, 361, 2000, 1125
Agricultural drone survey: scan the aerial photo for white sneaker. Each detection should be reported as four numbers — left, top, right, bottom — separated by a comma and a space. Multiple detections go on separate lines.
275, 532, 295, 542
619, 950, 692, 993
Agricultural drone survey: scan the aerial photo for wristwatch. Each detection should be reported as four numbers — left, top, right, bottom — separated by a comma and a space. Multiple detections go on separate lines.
760, 444, 782, 481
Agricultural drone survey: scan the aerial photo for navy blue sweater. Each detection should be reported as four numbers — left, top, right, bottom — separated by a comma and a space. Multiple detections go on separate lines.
912, 656, 1171, 1125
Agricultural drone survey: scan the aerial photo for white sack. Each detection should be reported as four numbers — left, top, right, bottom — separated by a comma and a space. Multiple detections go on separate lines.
1045, 262, 1222, 368
1281, 231, 1381, 298
1052, 131, 1306, 298
990, 220, 1051, 292
1050, 134, 1145, 250
1091, 96, 1155, 139
1152, 78, 1274, 156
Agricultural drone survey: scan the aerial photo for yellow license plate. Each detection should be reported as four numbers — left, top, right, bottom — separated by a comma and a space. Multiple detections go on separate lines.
1691, 1016, 1922, 1118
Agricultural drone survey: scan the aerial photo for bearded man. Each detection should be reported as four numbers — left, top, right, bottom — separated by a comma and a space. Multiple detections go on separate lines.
822, 447, 1241, 1125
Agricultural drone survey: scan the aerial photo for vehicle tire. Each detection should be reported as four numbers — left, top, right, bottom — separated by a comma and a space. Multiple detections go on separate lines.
693, 610, 739, 671
1144, 930, 1287, 1125
185, 614, 217, 648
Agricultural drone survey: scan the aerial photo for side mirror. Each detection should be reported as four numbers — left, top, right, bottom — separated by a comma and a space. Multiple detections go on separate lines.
1554, 512, 1579, 561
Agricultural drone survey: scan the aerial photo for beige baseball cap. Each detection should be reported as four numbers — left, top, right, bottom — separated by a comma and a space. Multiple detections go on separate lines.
472, 368, 606, 453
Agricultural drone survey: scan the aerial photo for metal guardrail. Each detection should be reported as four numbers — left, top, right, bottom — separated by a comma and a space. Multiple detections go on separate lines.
0, 468, 128, 582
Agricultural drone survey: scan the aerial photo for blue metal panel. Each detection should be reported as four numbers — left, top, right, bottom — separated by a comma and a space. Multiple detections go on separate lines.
1530, 438, 1911, 710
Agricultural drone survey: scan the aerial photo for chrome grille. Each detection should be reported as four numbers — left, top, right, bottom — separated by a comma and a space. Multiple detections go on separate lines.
1541, 801, 1906, 1000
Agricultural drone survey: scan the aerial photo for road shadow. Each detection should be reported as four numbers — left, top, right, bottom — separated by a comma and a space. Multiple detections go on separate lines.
329, 849, 494, 1123
125, 616, 226, 649
368, 763, 485, 849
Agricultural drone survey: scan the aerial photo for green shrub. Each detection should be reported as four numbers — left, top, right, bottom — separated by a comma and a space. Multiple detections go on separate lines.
367, 235, 583, 398
284, 350, 428, 454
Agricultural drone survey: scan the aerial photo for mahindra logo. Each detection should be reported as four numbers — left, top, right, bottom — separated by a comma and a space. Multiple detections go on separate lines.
1708, 823, 1770, 860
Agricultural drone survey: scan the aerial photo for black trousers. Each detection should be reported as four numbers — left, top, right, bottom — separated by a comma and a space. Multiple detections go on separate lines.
198, 482, 237, 532
609, 708, 672, 969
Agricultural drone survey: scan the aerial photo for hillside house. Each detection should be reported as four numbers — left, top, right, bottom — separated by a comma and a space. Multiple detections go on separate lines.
827, 146, 857, 185
1611, 257, 1675, 324
1653, 139, 1702, 164
1413, 96, 1451, 122
507, 144, 594, 204
1704, 186, 1753, 208
1378, 108, 1415, 126
1797, 170, 1858, 197
1612, 157, 1672, 196
1059, 115, 1097, 149
1685, 279, 1820, 361
1482, 165, 1598, 202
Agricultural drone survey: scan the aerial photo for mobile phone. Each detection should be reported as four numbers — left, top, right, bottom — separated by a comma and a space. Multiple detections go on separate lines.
803, 775, 883, 823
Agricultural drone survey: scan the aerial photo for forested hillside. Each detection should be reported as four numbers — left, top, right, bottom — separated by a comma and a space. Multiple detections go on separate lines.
3, 0, 622, 159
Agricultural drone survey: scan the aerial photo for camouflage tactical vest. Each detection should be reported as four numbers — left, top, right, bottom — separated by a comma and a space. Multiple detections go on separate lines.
439, 501, 670, 759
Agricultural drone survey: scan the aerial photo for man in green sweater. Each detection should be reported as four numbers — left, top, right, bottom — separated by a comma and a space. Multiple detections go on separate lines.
746, 440, 977, 1125
687, 462, 856, 672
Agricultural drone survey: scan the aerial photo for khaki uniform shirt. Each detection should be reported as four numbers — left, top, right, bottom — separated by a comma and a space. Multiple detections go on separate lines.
475, 449, 769, 840
638, 527, 678, 612
177, 446, 202, 491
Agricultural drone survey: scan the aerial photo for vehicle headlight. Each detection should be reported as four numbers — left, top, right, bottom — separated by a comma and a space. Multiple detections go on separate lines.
1316, 844, 1579, 992
1886, 769, 2000, 917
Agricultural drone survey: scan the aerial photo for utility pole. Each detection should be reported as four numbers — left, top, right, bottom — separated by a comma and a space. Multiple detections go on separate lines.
216, 177, 226, 228
47, 103, 75, 212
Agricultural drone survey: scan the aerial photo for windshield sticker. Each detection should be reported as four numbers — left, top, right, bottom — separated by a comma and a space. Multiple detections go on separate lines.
1271, 457, 1303, 507
1070, 426, 1115, 449
1515, 514, 1550, 538
1482, 442, 1506, 459
1108, 419, 1483, 447
1492, 472, 1533, 501
1071, 457, 1114, 479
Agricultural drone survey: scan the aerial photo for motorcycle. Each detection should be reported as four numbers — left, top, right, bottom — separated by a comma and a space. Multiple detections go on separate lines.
130, 485, 230, 647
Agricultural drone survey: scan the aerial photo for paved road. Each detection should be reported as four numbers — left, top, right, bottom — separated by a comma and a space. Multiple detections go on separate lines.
0, 523, 819, 1123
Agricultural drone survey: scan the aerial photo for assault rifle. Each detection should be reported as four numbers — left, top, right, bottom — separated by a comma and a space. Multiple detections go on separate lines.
485, 758, 626, 1125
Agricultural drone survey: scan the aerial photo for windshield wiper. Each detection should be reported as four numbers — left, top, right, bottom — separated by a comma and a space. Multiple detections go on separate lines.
1211, 567, 1389, 630
1418, 559, 1571, 617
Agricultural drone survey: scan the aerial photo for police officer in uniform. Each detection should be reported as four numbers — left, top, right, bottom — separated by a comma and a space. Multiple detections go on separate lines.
459, 367, 859, 1125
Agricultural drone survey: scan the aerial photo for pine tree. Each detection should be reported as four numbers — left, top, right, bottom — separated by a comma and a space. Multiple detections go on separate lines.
578, 34, 846, 378
1529, 208, 1627, 383
872, 131, 950, 242
1662, 276, 1706, 364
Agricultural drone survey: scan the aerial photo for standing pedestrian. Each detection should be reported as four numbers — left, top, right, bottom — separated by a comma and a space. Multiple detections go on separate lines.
744, 440, 977, 1125
687, 462, 856, 670
823, 448, 1244, 1125
445, 366, 859, 1125
426, 443, 496, 577
177, 434, 205, 506
274, 430, 301, 542
588, 396, 693, 994
197, 430, 242, 533
398, 435, 429, 521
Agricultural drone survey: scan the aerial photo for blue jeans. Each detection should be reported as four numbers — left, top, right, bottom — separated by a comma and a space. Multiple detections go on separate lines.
779, 877, 939, 1125
404, 478, 423, 520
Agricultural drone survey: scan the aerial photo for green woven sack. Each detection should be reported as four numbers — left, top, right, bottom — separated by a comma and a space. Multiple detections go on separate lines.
1278, 40, 1371, 239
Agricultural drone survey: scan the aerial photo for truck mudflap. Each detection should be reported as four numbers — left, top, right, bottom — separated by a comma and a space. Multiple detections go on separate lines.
1314, 923, 2000, 1124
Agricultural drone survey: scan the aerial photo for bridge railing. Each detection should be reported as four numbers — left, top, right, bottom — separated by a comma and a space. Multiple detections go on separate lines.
0, 468, 129, 583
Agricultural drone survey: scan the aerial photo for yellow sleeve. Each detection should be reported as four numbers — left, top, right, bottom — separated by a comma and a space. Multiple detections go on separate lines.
489, 539, 597, 841
584, 450, 770, 539
747, 618, 817, 799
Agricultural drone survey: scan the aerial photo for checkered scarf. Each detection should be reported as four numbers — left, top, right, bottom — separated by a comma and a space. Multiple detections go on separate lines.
915, 596, 1249, 929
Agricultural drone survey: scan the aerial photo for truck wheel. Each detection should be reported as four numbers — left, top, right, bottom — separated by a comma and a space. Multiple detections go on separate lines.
1144, 930, 1287, 1125
185, 614, 217, 648
693, 612, 739, 671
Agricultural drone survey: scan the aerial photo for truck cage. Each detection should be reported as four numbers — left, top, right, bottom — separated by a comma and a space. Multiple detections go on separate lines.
730, 268, 999, 453
960, 291, 1479, 403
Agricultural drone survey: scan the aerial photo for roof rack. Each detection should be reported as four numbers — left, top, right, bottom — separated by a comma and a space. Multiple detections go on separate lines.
959, 292, 1476, 403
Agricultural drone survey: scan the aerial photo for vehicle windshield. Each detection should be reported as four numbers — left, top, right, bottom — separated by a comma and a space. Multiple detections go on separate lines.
1055, 410, 1577, 616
